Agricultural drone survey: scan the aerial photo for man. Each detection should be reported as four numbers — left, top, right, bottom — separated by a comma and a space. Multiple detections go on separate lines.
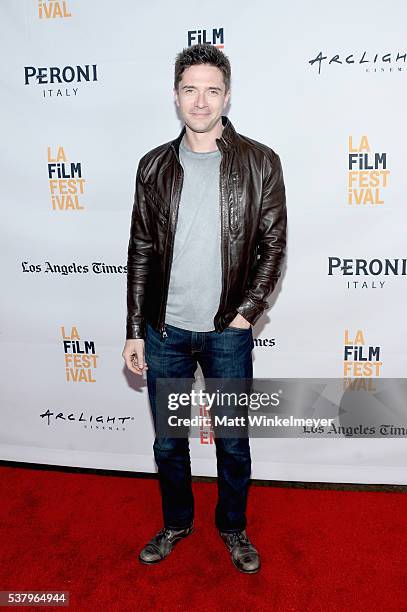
122, 43, 287, 574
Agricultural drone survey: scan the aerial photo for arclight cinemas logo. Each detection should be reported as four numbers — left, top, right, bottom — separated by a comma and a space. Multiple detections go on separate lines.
40, 409, 134, 431
24, 64, 98, 98
328, 257, 407, 290
309, 50, 407, 74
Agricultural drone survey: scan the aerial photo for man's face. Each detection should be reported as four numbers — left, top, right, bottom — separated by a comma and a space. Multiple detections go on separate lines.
174, 64, 230, 134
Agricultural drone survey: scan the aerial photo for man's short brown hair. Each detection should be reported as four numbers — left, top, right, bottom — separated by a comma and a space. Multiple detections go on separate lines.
174, 43, 231, 93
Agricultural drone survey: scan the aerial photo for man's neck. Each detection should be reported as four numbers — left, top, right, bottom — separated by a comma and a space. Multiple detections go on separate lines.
183, 118, 224, 153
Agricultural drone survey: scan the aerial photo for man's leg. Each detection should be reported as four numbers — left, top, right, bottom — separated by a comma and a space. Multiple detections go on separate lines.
145, 322, 198, 530
197, 326, 260, 573
198, 327, 253, 533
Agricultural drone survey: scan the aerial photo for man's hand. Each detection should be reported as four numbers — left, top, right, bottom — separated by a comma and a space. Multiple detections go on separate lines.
122, 339, 148, 375
228, 313, 252, 329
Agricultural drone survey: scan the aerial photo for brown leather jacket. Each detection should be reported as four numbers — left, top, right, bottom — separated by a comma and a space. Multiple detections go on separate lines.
126, 115, 287, 340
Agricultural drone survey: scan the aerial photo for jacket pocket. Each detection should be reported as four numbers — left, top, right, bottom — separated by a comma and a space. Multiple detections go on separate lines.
144, 184, 169, 227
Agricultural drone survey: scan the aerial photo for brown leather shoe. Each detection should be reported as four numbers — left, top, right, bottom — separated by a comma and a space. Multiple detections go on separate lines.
139, 523, 194, 564
219, 529, 261, 573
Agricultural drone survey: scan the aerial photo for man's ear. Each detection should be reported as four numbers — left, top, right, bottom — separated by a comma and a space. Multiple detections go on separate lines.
173, 87, 179, 107
224, 88, 231, 108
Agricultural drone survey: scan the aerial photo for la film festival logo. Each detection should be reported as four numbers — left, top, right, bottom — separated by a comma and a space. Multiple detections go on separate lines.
47, 146, 85, 210
24, 64, 98, 98
348, 136, 389, 206
38, 0, 71, 19
187, 28, 224, 48
62, 326, 98, 383
343, 329, 382, 387
309, 50, 407, 74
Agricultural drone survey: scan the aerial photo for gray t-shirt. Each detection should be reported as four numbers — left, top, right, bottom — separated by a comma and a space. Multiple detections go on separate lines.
164, 134, 222, 331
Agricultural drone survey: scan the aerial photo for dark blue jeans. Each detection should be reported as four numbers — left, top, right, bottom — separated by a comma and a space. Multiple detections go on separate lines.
145, 321, 254, 534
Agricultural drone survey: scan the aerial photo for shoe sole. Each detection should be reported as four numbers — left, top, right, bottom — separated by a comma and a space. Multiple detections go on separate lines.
232, 559, 261, 574
138, 527, 195, 565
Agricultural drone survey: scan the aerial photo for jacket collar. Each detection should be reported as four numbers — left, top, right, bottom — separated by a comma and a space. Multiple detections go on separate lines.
171, 115, 237, 158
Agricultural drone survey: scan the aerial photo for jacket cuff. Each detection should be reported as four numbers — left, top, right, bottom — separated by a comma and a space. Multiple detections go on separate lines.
235, 297, 264, 326
126, 318, 146, 340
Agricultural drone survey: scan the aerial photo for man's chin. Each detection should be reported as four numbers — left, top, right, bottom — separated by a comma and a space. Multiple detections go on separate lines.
185, 116, 219, 133
189, 125, 211, 134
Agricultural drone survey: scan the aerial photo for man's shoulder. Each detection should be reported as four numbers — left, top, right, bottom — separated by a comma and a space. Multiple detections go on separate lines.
137, 138, 175, 181
140, 139, 173, 163
236, 131, 280, 166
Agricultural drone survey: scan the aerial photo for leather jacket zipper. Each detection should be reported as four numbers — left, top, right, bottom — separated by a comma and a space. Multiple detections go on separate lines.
215, 152, 229, 333
230, 173, 239, 232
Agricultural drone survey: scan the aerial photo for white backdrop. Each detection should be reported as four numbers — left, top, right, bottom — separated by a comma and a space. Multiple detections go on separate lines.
1, 0, 406, 483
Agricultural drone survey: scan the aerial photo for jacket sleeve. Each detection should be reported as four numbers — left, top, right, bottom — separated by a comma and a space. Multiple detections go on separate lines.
126, 161, 152, 340
236, 151, 287, 326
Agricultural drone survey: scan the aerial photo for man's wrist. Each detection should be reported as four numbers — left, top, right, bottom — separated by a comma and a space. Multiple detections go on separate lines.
229, 312, 252, 328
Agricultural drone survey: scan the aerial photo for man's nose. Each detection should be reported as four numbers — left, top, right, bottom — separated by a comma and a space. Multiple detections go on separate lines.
195, 92, 207, 107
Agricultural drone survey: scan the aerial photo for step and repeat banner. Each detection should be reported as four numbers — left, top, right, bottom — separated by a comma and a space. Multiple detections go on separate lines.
1, 0, 406, 483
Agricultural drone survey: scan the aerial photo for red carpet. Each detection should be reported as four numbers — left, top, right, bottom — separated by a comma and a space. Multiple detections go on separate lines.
0, 466, 406, 612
